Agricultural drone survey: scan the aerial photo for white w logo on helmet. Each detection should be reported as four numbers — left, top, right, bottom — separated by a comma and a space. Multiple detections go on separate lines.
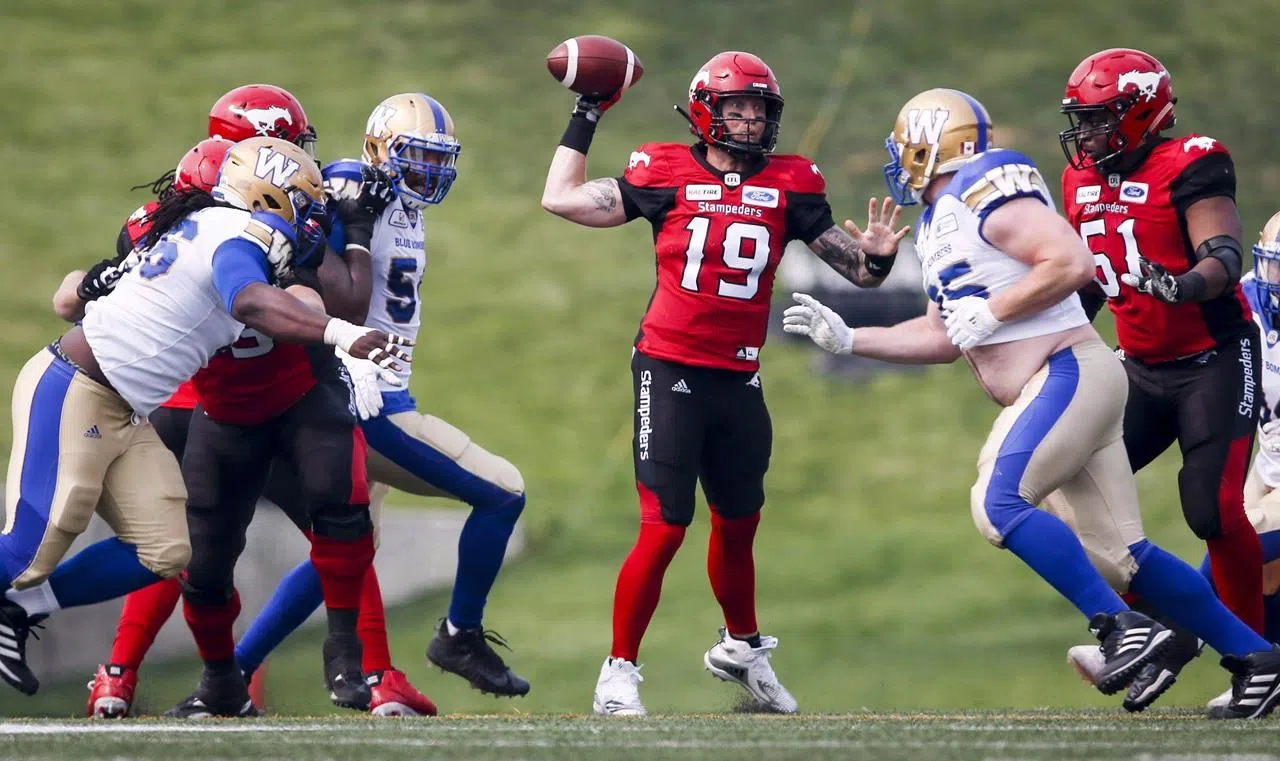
906, 108, 950, 145
252, 147, 301, 187
366, 104, 397, 138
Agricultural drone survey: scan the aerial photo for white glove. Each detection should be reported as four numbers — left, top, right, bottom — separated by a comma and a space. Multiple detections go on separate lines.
336, 348, 387, 420
781, 293, 854, 355
1261, 419, 1280, 455
944, 297, 1003, 351
322, 318, 413, 386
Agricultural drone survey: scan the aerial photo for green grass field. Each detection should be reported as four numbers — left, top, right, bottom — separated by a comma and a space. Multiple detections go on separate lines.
4, 0, 1280, 724
3, 713, 1278, 761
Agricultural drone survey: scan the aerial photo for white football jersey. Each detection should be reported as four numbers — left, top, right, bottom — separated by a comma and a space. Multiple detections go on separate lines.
915, 149, 1088, 346
81, 206, 261, 417
1242, 273, 1280, 487
365, 198, 426, 391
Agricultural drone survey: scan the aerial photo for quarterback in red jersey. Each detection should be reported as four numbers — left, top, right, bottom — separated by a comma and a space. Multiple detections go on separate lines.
1058, 47, 1262, 711
542, 50, 907, 715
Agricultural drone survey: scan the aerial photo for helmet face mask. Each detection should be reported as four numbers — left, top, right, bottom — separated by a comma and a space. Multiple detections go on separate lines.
1255, 212, 1280, 320
362, 93, 461, 209
882, 88, 994, 206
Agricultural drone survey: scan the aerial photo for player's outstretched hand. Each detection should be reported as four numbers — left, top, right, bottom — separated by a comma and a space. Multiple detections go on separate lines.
323, 319, 413, 386
844, 197, 911, 261
782, 293, 854, 355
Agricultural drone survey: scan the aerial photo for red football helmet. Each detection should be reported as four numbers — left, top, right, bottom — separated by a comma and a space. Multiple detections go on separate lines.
681, 51, 784, 155
208, 84, 317, 156
173, 136, 234, 193
1059, 48, 1177, 170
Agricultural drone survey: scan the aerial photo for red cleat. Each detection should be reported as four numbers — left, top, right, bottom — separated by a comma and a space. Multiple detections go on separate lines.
86, 664, 138, 719
368, 668, 438, 717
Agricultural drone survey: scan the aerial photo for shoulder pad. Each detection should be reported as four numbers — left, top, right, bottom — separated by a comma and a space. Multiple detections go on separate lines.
953, 150, 1051, 215
770, 154, 827, 194
124, 201, 160, 245
1178, 134, 1228, 159
238, 211, 295, 254
322, 158, 367, 181
622, 143, 679, 187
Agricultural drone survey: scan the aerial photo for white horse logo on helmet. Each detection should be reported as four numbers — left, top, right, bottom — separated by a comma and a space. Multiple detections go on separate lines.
229, 105, 294, 137
1116, 69, 1167, 102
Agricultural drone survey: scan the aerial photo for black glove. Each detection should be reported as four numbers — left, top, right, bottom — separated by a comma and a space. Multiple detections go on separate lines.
332, 164, 396, 251
571, 91, 622, 124
1120, 257, 1206, 304
76, 258, 127, 302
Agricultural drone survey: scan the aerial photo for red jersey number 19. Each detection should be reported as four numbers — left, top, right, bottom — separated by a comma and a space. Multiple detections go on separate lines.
681, 216, 772, 300
1080, 217, 1142, 298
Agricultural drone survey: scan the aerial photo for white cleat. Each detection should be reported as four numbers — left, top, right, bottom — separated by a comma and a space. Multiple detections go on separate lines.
1208, 686, 1233, 709
1067, 644, 1105, 686
592, 657, 646, 716
704, 627, 798, 714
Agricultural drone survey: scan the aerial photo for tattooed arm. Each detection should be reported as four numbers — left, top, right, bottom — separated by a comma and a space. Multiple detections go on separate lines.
808, 226, 886, 287
807, 199, 911, 288
541, 145, 630, 228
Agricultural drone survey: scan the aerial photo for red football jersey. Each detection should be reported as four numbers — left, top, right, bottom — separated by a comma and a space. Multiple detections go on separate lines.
192, 332, 317, 425
617, 143, 833, 371
1061, 134, 1250, 363
120, 203, 318, 423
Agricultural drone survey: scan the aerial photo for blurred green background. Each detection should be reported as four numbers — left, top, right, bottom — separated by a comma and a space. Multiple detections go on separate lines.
2, 0, 1277, 717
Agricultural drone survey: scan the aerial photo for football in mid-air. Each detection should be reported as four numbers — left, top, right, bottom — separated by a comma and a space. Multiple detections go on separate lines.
546, 35, 644, 97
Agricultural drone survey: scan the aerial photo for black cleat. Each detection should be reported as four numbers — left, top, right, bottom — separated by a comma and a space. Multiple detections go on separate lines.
1123, 630, 1203, 713
1209, 648, 1280, 720
323, 633, 370, 711
1088, 611, 1171, 695
165, 668, 260, 718
0, 600, 42, 696
426, 618, 530, 697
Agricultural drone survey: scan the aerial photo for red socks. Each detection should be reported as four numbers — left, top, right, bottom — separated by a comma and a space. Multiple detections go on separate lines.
310, 532, 375, 611
183, 587, 242, 663
610, 515, 686, 662
708, 511, 760, 637
110, 578, 182, 670
358, 565, 392, 674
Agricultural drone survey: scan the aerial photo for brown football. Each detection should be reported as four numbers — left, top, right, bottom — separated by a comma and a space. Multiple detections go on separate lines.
546, 35, 644, 97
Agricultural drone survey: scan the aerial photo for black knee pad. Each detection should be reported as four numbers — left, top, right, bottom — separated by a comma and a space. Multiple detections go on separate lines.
1179, 469, 1224, 540
179, 573, 235, 607
311, 504, 374, 541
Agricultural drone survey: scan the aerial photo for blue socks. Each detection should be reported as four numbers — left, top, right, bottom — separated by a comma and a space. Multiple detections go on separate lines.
448, 494, 524, 629
1002, 509, 1127, 618
1130, 539, 1270, 657
234, 559, 323, 675
46, 537, 162, 609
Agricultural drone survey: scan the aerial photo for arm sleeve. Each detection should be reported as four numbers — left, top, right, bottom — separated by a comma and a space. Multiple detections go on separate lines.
616, 177, 677, 223
784, 193, 836, 244
1170, 152, 1235, 215
211, 238, 271, 313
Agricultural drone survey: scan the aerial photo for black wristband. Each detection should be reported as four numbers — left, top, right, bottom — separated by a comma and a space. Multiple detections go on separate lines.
560, 113, 598, 155
1176, 270, 1207, 302
863, 252, 896, 279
